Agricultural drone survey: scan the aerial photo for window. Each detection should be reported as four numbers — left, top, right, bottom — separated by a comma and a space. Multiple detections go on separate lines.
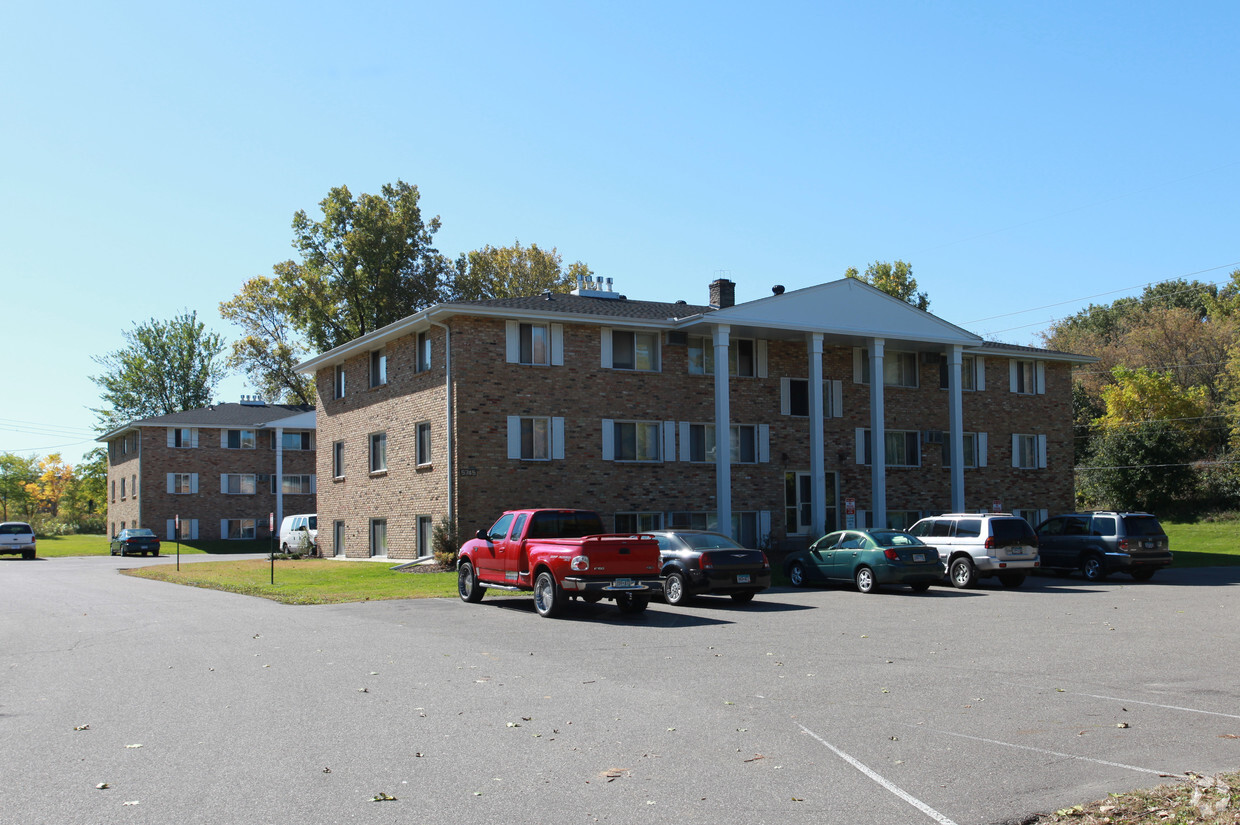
120, 478, 126, 499
225, 429, 256, 449
885, 511, 922, 530
333, 520, 345, 556
668, 512, 718, 532
370, 432, 387, 473
274, 475, 315, 495
277, 431, 313, 450
615, 512, 663, 533
687, 424, 716, 462
168, 427, 198, 448
132, 474, 137, 498
111, 480, 116, 502
1012, 434, 1047, 469
521, 323, 550, 365
612, 421, 661, 461
170, 473, 194, 494
507, 416, 564, 460
225, 518, 256, 540
942, 433, 986, 469
416, 331, 432, 372
416, 422, 432, 466
1010, 359, 1044, 394
332, 441, 344, 478
610, 330, 659, 371
688, 337, 758, 377
370, 347, 387, 387
417, 515, 433, 558
730, 425, 758, 463
222, 474, 257, 495
938, 354, 979, 391
856, 349, 918, 388
731, 512, 759, 548
334, 364, 345, 399
858, 430, 921, 467
370, 519, 387, 557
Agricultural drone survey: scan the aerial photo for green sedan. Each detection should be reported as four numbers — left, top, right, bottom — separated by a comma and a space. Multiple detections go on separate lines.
784, 529, 942, 594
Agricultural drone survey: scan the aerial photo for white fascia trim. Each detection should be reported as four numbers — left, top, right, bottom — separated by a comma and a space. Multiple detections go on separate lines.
972, 345, 1099, 365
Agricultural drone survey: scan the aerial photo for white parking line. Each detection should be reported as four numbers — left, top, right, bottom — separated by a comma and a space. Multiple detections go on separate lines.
1076, 692, 1240, 720
798, 724, 960, 825
907, 726, 1174, 777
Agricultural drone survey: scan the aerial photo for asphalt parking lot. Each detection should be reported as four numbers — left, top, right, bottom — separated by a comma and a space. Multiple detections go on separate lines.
2, 556, 1238, 825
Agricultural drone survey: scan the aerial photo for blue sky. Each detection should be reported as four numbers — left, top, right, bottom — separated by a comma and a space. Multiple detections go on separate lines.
2, 0, 1237, 465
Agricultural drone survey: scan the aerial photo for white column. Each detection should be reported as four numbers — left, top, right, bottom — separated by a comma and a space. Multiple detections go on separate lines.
274, 427, 284, 537
869, 338, 886, 529
947, 345, 965, 512
713, 325, 732, 538
807, 333, 826, 537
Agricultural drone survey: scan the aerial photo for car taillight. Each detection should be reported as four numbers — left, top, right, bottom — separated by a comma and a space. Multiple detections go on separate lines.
761, 552, 770, 570
570, 556, 590, 571
700, 553, 714, 570
884, 548, 899, 561
1119, 539, 1130, 551
984, 536, 995, 550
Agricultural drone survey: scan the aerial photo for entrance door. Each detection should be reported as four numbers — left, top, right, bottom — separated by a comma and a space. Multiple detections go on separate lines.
785, 471, 841, 538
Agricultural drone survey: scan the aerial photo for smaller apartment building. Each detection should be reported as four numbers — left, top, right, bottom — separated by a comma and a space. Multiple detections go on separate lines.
100, 399, 317, 541
298, 277, 1094, 561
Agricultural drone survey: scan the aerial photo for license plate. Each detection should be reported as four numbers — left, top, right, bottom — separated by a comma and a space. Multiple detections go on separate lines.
613, 578, 635, 588
736, 574, 751, 584
912, 553, 925, 562
1008, 548, 1024, 555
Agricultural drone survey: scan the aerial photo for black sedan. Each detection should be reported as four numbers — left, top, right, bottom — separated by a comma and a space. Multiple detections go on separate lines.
110, 528, 161, 557
650, 530, 771, 605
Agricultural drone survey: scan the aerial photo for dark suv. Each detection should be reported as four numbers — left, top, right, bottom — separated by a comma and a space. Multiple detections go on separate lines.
1034, 511, 1171, 582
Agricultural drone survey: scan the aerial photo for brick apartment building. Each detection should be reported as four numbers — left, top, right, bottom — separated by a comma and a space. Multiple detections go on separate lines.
295, 277, 1092, 561
99, 398, 316, 541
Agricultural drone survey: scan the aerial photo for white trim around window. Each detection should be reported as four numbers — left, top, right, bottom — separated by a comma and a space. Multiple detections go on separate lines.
167, 472, 199, 494
220, 473, 257, 494
1012, 433, 1048, 469
780, 378, 843, 417
166, 518, 199, 541
601, 419, 671, 462
855, 429, 922, 467
1009, 359, 1046, 395
507, 416, 566, 460
506, 321, 564, 366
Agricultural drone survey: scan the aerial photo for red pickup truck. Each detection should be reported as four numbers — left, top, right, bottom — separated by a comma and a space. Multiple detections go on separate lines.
456, 509, 662, 617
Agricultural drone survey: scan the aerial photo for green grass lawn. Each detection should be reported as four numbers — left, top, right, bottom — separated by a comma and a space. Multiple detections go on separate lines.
125, 558, 459, 604
33, 535, 279, 557
31, 534, 111, 557
1162, 520, 1240, 568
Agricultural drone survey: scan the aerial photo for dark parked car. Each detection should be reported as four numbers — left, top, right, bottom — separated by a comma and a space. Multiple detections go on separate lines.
650, 530, 770, 605
1035, 511, 1171, 581
784, 529, 942, 594
110, 528, 161, 557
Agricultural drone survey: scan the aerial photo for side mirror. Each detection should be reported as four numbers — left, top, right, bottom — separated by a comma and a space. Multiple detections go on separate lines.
476, 529, 489, 541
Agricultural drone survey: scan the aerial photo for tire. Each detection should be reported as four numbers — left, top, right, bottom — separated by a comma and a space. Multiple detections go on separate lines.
457, 561, 485, 603
788, 561, 808, 588
118, 546, 127, 557
664, 571, 690, 606
1081, 553, 1107, 582
998, 572, 1026, 588
1131, 568, 1156, 582
533, 571, 563, 618
949, 557, 977, 589
730, 591, 756, 603
616, 592, 649, 615
855, 566, 877, 594
910, 582, 931, 593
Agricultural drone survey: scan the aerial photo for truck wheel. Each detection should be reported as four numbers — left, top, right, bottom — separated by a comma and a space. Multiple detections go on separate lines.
998, 572, 1026, 588
1081, 554, 1107, 582
664, 572, 689, 606
457, 561, 486, 603
949, 557, 976, 589
533, 571, 563, 617
616, 592, 649, 615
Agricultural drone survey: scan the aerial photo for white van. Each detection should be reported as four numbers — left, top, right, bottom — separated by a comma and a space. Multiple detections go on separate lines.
279, 514, 318, 553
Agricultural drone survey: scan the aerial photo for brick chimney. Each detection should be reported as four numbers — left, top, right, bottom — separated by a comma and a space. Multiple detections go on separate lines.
709, 278, 735, 309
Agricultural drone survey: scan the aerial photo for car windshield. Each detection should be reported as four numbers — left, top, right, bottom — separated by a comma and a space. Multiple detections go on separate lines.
991, 519, 1035, 541
1, 523, 33, 535
678, 533, 745, 551
1122, 515, 1165, 537
126, 529, 156, 538
870, 531, 924, 547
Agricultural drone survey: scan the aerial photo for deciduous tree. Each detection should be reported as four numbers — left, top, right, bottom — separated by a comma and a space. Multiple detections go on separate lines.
844, 260, 929, 310
452, 241, 592, 301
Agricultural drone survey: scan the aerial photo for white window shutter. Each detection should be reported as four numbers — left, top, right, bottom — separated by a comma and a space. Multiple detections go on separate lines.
310, 475, 317, 494
551, 324, 564, 366
852, 348, 865, 383
600, 328, 612, 368
662, 421, 676, 462
167, 428, 175, 448
221, 428, 228, 447
507, 416, 521, 460
1011, 434, 1020, 468
167, 519, 175, 540
190, 520, 198, 540
1036, 361, 1046, 394
220, 474, 228, 494
505, 321, 520, 363
220, 519, 228, 539
756, 340, 768, 378
678, 422, 690, 461
601, 419, 614, 461
831, 380, 843, 417
758, 424, 770, 463
1037, 508, 1048, 526
551, 417, 565, 460
975, 357, 985, 391
855, 428, 866, 464
758, 510, 771, 546
1009, 360, 1018, 393
780, 378, 791, 415
166, 473, 174, 494
190, 473, 198, 493
978, 433, 988, 467
1038, 434, 1047, 468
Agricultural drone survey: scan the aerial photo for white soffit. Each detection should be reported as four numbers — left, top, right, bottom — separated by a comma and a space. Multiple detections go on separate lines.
701, 279, 982, 346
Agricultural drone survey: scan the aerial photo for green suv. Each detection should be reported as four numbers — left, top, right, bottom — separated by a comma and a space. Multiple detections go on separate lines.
1034, 511, 1171, 582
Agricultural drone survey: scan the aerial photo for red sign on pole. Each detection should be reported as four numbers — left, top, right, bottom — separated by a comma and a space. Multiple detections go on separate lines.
992, 500, 1002, 513
175, 514, 180, 530
844, 498, 856, 515
269, 512, 275, 532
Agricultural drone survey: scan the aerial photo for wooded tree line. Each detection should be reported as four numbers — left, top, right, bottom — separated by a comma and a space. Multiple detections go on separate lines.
0, 450, 106, 532
1042, 271, 1240, 515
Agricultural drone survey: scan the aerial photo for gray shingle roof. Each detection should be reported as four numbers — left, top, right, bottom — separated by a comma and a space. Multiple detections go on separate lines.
455, 293, 715, 321
122, 403, 313, 430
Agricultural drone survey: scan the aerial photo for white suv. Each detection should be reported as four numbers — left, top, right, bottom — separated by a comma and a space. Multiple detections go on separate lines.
908, 513, 1039, 588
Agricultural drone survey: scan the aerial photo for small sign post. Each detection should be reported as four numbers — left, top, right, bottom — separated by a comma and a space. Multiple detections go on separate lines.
844, 497, 856, 530
269, 512, 276, 585
992, 499, 1002, 513
175, 514, 181, 571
